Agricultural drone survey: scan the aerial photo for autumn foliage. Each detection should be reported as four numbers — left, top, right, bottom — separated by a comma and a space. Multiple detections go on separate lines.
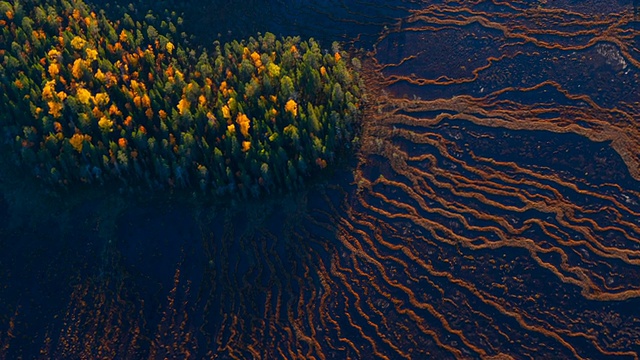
0, 0, 363, 198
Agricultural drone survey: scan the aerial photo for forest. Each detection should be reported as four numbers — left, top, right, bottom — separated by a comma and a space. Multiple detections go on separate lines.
0, 0, 364, 198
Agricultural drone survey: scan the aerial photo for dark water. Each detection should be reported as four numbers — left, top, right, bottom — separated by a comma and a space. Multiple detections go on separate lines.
2, 0, 640, 359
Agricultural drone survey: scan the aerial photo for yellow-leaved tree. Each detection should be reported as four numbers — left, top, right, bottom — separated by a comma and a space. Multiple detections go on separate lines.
177, 98, 190, 115
236, 113, 250, 137
285, 99, 298, 116
69, 133, 91, 153
77, 88, 92, 105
